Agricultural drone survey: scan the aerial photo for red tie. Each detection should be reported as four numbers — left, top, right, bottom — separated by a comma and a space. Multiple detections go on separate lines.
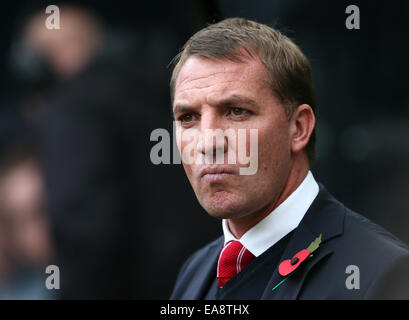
217, 240, 255, 288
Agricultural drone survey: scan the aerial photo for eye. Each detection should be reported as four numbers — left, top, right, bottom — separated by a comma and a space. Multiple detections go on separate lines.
231, 108, 245, 116
229, 107, 250, 118
179, 113, 195, 123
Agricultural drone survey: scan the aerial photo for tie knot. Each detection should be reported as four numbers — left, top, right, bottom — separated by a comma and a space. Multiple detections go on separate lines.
217, 240, 255, 288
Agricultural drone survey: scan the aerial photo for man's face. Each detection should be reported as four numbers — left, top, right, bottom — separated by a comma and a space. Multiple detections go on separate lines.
173, 54, 293, 220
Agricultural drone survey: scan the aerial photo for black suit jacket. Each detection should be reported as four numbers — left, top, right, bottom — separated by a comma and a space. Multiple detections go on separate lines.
170, 184, 409, 299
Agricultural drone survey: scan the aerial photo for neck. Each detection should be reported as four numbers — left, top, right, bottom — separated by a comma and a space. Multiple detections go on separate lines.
227, 157, 310, 239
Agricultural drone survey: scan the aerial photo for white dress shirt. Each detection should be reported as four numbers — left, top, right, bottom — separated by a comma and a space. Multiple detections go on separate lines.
222, 170, 319, 257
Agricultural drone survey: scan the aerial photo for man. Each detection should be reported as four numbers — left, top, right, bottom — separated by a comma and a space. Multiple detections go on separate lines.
169, 18, 409, 299
0, 143, 53, 299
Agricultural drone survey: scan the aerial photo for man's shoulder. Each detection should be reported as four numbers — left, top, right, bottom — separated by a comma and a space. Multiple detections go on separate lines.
313, 183, 409, 257
180, 236, 224, 271
309, 191, 409, 299
341, 206, 409, 257
170, 236, 223, 299
299, 186, 409, 299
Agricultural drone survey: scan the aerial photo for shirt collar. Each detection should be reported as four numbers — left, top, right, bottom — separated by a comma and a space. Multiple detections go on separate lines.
222, 170, 319, 257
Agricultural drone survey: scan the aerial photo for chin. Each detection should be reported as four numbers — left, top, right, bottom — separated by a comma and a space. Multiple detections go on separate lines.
198, 190, 249, 219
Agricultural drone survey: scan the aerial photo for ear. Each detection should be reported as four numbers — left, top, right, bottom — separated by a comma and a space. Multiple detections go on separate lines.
289, 104, 315, 155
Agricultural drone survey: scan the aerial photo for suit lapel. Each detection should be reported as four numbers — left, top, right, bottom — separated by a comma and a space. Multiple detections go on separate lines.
261, 184, 345, 299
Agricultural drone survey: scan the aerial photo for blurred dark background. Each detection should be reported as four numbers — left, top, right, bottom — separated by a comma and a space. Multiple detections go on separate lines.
0, 0, 407, 299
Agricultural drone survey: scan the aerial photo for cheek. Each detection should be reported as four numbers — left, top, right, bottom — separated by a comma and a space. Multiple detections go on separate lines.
257, 123, 291, 170
182, 162, 193, 181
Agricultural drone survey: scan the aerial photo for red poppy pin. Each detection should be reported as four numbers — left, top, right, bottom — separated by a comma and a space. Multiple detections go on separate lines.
272, 234, 322, 291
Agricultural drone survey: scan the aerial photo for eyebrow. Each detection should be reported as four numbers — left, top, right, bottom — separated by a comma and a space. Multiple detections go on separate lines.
173, 94, 259, 116
173, 105, 194, 116
215, 94, 259, 109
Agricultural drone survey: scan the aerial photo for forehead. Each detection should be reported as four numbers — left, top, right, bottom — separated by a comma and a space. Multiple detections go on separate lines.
174, 55, 270, 107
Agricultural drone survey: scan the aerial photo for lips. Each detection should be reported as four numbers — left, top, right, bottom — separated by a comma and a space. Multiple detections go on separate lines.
199, 166, 237, 177
199, 166, 237, 182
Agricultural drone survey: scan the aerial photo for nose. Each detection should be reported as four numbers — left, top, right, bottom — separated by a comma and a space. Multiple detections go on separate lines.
197, 112, 228, 163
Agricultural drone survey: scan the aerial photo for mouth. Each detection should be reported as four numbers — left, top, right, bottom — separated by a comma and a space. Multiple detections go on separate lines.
199, 166, 237, 183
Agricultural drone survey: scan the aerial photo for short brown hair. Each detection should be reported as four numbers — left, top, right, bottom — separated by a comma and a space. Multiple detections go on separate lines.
169, 17, 317, 163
